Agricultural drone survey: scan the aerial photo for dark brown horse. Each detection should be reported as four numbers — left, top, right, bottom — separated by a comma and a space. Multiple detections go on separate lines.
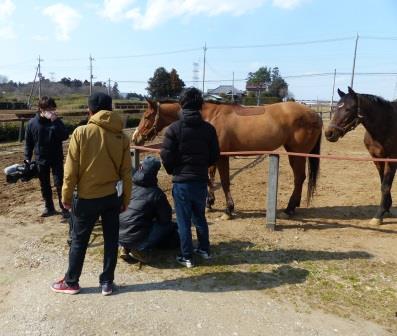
132, 100, 322, 218
325, 87, 397, 225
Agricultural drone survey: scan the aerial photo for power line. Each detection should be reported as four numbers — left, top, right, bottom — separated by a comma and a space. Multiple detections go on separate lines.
114, 72, 397, 84
40, 37, 358, 62
96, 47, 202, 60
208, 37, 356, 50
361, 36, 397, 41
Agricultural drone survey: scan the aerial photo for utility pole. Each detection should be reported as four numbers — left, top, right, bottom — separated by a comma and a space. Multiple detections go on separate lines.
38, 55, 43, 99
108, 78, 111, 96
350, 33, 359, 88
27, 64, 39, 108
89, 54, 94, 95
202, 43, 207, 93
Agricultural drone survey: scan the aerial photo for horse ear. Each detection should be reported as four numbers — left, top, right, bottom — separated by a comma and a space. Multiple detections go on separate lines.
348, 86, 356, 96
337, 88, 346, 98
145, 97, 155, 108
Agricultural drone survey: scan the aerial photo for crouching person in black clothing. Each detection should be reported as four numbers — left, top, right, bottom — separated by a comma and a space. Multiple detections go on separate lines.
24, 96, 69, 218
119, 156, 179, 263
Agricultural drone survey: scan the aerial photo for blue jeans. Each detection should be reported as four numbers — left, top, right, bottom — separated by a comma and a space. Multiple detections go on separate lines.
172, 181, 209, 259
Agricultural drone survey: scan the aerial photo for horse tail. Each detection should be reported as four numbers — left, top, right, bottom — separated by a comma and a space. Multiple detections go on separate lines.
307, 132, 321, 206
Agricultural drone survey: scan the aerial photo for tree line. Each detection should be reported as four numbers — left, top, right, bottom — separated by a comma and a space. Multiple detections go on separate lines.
0, 65, 290, 102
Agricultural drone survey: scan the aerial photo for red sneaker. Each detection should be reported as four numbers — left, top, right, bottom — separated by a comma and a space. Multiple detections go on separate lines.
51, 278, 80, 295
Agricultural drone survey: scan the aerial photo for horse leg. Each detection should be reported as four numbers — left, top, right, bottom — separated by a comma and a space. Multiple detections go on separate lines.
206, 165, 216, 210
217, 156, 234, 219
284, 155, 306, 217
370, 163, 396, 225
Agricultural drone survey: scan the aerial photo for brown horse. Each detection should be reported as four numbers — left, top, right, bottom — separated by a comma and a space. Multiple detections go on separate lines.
325, 86, 397, 225
132, 100, 322, 218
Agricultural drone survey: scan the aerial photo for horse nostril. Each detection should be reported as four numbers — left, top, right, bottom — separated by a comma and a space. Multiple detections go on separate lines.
324, 129, 332, 138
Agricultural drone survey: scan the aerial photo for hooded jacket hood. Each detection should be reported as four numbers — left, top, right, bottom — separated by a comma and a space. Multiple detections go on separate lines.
181, 108, 203, 126
133, 156, 161, 187
88, 110, 123, 133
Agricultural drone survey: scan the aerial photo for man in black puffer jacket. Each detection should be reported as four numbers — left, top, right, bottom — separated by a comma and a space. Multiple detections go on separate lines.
24, 96, 69, 217
119, 156, 179, 263
160, 87, 220, 268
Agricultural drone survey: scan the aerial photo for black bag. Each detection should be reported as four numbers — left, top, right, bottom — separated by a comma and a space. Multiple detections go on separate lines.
4, 160, 38, 183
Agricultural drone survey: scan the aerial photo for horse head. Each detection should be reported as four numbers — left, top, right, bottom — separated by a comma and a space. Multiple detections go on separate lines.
131, 99, 179, 145
325, 86, 363, 142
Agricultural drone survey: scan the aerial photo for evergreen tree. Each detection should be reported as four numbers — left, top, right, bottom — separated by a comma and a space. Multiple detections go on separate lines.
147, 67, 185, 99
169, 68, 185, 97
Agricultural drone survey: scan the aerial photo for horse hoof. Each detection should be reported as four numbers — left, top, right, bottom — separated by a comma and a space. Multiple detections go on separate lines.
220, 213, 232, 220
369, 218, 382, 225
279, 210, 294, 219
384, 211, 393, 218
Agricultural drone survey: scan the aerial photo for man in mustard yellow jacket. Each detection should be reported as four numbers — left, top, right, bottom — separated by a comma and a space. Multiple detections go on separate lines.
51, 92, 132, 296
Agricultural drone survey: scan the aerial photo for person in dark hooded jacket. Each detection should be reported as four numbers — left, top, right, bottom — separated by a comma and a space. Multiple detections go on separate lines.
160, 87, 220, 268
119, 156, 179, 263
24, 96, 69, 217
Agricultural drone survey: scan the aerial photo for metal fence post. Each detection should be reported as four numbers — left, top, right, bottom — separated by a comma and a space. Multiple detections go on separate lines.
133, 148, 140, 171
266, 154, 279, 230
18, 120, 25, 142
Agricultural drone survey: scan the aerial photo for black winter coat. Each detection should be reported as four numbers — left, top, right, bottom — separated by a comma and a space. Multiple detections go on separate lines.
118, 169, 172, 247
160, 109, 220, 182
24, 113, 69, 165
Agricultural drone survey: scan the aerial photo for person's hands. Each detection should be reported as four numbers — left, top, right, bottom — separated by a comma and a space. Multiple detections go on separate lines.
120, 204, 126, 213
62, 202, 71, 210
50, 112, 58, 122
42, 110, 58, 121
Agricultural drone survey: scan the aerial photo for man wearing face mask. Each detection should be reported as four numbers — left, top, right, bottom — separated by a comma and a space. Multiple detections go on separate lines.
24, 96, 69, 218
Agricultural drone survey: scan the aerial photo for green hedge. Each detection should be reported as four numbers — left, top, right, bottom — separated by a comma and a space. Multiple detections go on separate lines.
125, 117, 140, 128
0, 123, 20, 142
0, 116, 141, 143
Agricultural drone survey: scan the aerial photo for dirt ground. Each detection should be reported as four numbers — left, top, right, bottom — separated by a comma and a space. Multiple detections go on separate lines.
0, 124, 396, 335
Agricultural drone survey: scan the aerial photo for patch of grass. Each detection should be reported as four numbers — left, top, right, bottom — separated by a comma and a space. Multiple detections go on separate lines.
283, 259, 397, 332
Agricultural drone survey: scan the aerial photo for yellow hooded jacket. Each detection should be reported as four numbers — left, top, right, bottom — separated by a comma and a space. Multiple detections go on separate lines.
62, 110, 132, 208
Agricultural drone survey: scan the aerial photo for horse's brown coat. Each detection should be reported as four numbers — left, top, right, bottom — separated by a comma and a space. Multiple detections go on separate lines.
133, 100, 323, 216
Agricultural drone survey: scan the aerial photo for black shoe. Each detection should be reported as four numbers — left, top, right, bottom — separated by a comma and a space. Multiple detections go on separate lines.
119, 247, 131, 261
129, 249, 151, 263
61, 209, 70, 219
101, 282, 113, 296
193, 248, 211, 260
41, 207, 56, 217
176, 256, 194, 268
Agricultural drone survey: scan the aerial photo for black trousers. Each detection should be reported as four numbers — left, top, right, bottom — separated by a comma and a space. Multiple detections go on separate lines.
65, 193, 120, 286
37, 162, 64, 210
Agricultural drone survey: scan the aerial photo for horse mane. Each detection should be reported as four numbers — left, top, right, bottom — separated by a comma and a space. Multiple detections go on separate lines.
359, 93, 392, 107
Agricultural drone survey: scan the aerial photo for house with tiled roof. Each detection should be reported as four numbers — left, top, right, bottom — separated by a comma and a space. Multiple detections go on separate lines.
207, 85, 243, 99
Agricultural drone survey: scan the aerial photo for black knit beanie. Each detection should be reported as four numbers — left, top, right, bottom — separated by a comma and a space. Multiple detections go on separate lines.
88, 92, 112, 113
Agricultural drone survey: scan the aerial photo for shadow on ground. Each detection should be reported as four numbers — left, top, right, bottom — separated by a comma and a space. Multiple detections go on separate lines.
81, 264, 309, 295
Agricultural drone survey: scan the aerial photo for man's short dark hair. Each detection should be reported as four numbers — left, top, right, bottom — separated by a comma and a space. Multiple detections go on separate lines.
88, 92, 112, 113
179, 87, 203, 110
38, 96, 56, 110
